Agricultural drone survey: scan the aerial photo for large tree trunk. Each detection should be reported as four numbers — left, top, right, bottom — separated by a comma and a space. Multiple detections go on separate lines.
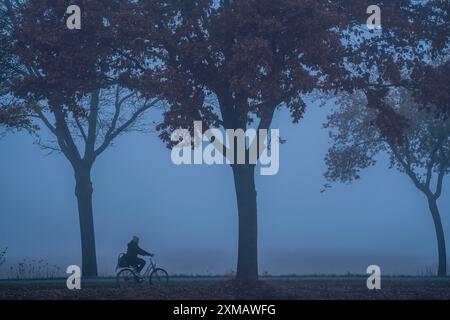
232, 164, 258, 283
427, 196, 447, 277
74, 165, 98, 277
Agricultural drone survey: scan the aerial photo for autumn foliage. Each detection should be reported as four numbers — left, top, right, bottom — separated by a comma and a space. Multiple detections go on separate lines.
0, 0, 448, 281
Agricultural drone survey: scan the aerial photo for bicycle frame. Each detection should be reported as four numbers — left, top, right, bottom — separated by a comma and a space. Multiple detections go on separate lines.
140, 257, 157, 278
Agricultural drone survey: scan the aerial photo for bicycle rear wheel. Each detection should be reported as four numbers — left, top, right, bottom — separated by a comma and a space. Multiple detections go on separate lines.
149, 268, 169, 286
116, 269, 139, 288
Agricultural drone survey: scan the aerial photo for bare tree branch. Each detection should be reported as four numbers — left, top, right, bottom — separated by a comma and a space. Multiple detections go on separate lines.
34, 107, 56, 135
391, 144, 431, 197
434, 167, 445, 199
104, 87, 136, 142
95, 98, 159, 157
53, 108, 82, 166
75, 116, 88, 143
434, 144, 448, 199
35, 138, 61, 155
426, 136, 444, 189
84, 90, 100, 162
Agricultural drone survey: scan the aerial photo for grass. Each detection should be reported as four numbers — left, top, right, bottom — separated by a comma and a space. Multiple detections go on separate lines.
1, 259, 64, 280
1, 277, 450, 300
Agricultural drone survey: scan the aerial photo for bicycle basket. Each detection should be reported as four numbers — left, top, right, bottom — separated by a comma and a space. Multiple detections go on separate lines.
116, 253, 128, 269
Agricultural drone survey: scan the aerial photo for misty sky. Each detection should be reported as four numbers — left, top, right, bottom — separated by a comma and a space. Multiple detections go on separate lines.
0, 99, 449, 276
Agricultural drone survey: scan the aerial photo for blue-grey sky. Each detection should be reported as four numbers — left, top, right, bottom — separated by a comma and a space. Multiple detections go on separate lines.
0, 101, 449, 276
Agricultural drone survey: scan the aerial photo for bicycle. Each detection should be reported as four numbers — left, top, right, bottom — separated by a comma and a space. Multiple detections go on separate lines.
116, 255, 169, 288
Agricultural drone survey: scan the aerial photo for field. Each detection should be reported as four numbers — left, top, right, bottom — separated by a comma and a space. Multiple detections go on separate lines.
1, 277, 450, 300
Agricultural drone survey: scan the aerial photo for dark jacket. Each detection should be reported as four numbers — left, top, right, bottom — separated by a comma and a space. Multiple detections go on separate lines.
126, 241, 151, 259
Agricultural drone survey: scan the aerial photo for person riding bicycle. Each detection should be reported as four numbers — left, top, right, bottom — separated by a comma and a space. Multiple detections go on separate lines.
125, 236, 153, 274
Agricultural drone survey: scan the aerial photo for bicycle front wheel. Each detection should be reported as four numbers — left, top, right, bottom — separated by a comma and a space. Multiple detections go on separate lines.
149, 268, 169, 286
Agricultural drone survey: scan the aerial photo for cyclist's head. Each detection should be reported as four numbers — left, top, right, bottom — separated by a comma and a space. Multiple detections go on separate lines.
132, 235, 140, 243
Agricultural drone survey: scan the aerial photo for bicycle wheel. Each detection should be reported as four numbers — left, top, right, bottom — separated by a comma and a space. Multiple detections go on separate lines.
116, 268, 139, 288
149, 268, 169, 286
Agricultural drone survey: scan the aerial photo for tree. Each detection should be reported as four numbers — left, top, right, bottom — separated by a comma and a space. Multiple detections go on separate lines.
411, 60, 450, 120
117, 0, 360, 283
325, 89, 449, 276
327, 0, 450, 275
0, 0, 32, 132
322, 0, 449, 276
0, 103, 32, 135
337, 0, 450, 140
2, 0, 160, 277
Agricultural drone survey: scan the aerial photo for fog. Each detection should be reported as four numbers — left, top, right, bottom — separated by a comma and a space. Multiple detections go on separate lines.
1, 101, 449, 277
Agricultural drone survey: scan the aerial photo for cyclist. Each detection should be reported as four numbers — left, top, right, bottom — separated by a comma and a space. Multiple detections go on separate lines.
125, 236, 154, 274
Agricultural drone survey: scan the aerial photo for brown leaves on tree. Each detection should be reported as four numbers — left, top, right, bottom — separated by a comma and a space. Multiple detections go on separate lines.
10, 0, 125, 110
115, 0, 359, 145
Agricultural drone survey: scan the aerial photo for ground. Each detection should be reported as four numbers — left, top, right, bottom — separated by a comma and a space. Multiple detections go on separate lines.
1, 277, 450, 300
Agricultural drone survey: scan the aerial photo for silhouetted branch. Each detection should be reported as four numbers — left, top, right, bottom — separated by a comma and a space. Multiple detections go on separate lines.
74, 116, 88, 143
95, 98, 159, 157
35, 108, 56, 135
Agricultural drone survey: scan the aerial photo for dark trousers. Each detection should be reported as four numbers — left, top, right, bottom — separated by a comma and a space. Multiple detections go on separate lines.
128, 257, 146, 273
